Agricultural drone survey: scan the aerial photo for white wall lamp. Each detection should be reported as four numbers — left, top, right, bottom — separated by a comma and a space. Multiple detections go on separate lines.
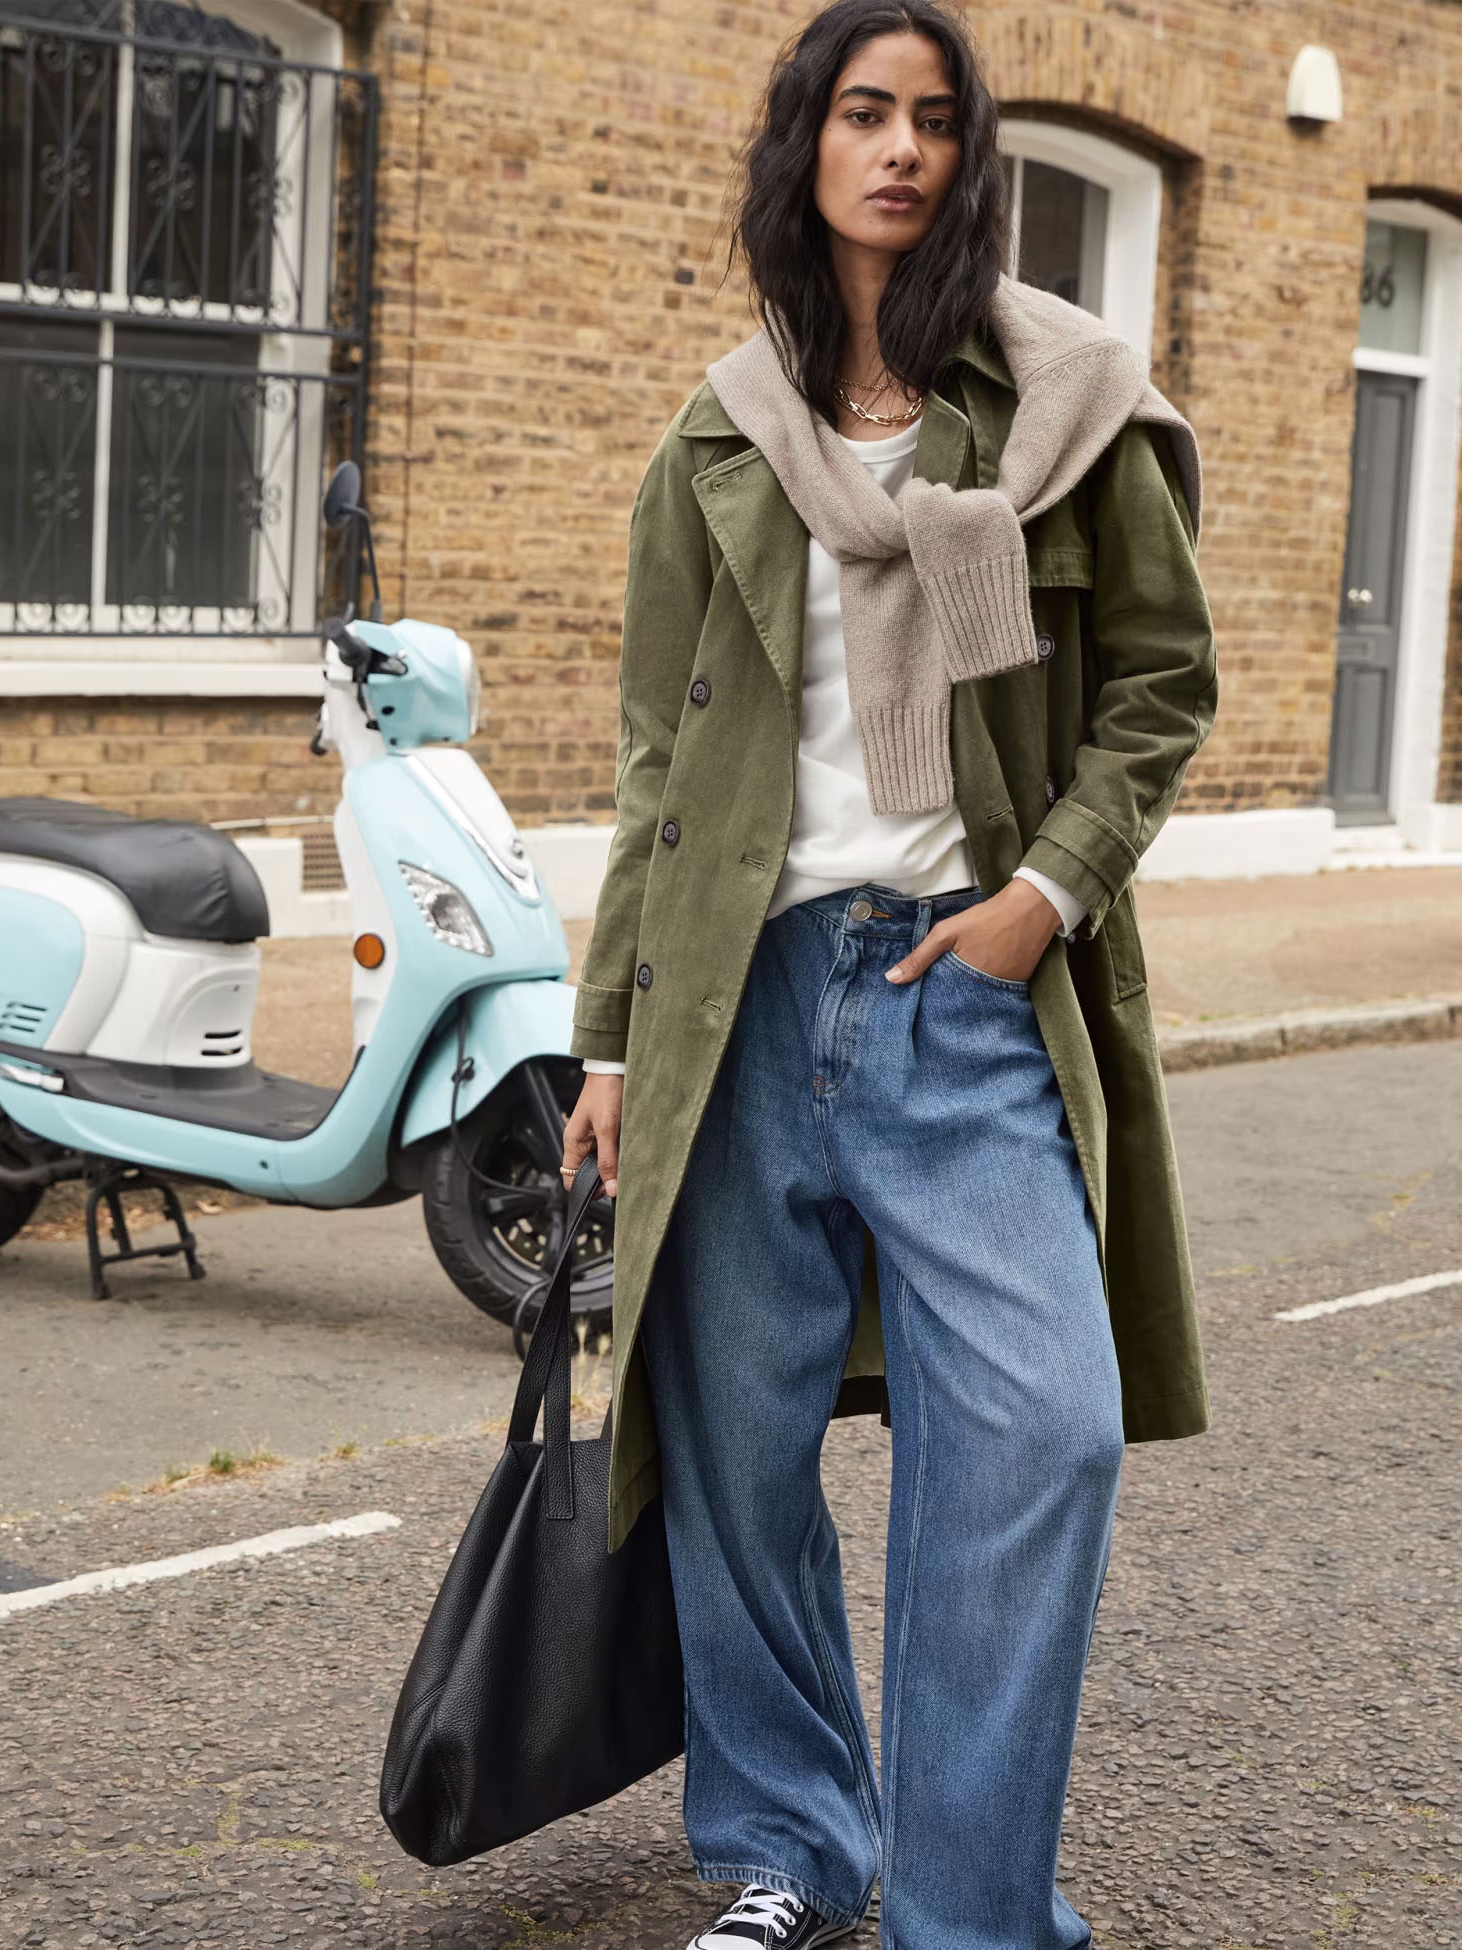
1286, 45, 1343, 126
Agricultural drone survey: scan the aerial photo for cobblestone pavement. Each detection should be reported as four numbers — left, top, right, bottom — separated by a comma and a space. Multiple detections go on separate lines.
2, 1042, 1461, 1949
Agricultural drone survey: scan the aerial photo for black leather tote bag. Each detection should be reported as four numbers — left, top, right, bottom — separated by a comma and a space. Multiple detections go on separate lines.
378, 1154, 684, 1867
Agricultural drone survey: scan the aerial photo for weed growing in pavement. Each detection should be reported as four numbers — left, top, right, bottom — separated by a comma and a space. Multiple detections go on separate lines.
138, 1443, 284, 1495
332, 1437, 360, 1459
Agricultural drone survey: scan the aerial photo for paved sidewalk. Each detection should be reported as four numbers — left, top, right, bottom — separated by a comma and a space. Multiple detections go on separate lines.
1135, 864, 1462, 1026
1135, 864, 1462, 1068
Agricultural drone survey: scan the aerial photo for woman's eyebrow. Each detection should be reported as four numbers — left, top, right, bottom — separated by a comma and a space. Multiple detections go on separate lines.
834, 84, 958, 108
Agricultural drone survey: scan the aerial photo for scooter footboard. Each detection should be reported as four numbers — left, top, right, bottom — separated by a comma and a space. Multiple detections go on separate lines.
397, 978, 579, 1153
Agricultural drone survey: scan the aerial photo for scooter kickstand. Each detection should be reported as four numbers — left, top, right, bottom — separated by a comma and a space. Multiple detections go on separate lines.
158, 1178, 207, 1284
83, 1165, 208, 1301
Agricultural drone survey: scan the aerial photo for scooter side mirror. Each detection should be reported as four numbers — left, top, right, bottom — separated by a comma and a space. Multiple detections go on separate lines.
323, 459, 362, 529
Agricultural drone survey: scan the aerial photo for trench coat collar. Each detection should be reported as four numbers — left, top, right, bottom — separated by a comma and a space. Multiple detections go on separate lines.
681, 318, 1012, 700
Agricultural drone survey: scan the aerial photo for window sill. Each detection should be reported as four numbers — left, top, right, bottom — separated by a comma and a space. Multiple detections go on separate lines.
0, 656, 324, 699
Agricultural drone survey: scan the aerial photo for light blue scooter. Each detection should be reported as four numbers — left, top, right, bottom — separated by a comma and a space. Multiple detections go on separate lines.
0, 462, 612, 1351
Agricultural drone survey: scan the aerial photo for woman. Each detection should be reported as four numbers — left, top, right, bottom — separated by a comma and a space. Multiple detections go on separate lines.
560, 2, 1217, 1945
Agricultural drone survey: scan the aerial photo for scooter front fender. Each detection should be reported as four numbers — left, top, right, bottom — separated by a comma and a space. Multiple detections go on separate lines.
398, 976, 579, 1152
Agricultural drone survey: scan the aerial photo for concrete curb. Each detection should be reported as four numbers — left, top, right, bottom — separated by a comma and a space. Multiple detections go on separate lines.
1158, 996, 1462, 1072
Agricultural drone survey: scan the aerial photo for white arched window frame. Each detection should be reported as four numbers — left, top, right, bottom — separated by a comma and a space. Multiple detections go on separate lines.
998, 118, 1163, 366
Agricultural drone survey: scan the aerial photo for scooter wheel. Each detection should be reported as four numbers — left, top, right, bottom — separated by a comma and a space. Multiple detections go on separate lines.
420, 1055, 614, 1353
0, 1112, 48, 1246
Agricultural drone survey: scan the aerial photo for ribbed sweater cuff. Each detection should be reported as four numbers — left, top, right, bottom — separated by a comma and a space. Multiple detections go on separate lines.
856, 699, 953, 815
923, 552, 1042, 682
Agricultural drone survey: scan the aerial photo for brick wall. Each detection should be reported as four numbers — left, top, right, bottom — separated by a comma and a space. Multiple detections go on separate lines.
9, 0, 1462, 826
1, 702, 331, 823
358, 0, 791, 823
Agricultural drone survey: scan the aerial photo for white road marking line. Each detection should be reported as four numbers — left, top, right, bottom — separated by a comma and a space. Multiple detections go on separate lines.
1275, 1267, 1462, 1323
0, 1510, 401, 1622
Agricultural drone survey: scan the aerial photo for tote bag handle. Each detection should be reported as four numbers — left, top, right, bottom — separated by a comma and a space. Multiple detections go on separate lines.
503, 1152, 604, 1522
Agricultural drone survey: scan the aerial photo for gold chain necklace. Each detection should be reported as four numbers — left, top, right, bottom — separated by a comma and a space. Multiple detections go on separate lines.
834, 373, 925, 426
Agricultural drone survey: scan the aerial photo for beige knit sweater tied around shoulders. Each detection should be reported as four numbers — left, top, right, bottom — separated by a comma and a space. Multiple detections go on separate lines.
703, 270, 1204, 819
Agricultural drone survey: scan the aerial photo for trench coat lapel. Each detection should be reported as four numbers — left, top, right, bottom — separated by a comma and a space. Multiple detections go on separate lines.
909, 385, 974, 499
692, 452, 809, 702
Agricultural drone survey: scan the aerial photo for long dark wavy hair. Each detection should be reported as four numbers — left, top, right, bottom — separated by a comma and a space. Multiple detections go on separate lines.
721, 0, 1010, 426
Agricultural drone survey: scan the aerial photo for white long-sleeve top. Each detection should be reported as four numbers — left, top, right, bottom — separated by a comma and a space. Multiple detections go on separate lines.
583, 416, 1086, 1076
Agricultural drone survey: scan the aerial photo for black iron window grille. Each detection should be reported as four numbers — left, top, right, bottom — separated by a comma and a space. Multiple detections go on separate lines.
0, 0, 376, 641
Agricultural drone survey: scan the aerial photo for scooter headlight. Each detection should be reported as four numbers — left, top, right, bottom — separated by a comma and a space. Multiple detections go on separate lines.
399, 862, 495, 956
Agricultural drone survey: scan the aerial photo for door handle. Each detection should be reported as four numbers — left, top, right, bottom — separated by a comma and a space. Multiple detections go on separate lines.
1346, 587, 1373, 607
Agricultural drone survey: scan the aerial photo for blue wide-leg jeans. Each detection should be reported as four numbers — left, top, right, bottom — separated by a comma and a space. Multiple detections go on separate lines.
637, 883, 1125, 1950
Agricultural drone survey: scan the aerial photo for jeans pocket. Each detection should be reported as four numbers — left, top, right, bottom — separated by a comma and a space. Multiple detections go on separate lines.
943, 948, 1031, 995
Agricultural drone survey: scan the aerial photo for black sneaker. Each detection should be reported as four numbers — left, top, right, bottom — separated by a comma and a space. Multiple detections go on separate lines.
687, 1881, 857, 1948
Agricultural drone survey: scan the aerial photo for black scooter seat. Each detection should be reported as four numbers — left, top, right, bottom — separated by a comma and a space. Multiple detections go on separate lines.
0, 796, 270, 943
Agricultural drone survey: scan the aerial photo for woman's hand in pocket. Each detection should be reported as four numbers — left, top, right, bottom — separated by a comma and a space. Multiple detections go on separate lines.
562, 1073, 624, 1197
885, 879, 1062, 986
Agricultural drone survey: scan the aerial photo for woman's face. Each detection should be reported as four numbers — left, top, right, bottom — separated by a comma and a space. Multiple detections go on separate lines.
813, 31, 962, 261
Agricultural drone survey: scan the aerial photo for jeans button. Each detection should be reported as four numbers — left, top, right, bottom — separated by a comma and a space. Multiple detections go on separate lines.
848, 898, 874, 920
635, 962, 653, 989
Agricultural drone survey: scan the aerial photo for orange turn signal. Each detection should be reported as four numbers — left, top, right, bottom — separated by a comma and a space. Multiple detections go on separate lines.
353, 932, 387, 969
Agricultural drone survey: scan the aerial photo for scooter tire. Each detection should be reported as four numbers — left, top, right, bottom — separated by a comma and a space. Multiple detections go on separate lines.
0, 1114, 44, 1246
0, 1181, 41, 1247
419, 1064, 614, 1344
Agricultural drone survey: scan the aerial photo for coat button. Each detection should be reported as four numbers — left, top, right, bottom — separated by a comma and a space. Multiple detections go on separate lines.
1036, 633, 1055, 661
848, 898, 874, 920
690, 676, 711, 706
635, 962, 653, 989
1044, 774, 1058, 805
660, 818, 680, 846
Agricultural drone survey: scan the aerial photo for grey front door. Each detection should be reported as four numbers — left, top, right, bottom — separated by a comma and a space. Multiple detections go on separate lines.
1326, 370, 1417, 821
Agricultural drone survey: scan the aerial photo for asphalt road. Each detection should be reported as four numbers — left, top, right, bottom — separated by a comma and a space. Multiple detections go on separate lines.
2, 1040, 1461, 1949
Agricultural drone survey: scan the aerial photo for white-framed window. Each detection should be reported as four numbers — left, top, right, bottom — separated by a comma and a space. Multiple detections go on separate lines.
0, 0, 374, 694
998, 118, 1162, 364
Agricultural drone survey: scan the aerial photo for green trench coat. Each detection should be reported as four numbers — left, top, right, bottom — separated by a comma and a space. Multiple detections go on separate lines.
570, 321, 1219, 1553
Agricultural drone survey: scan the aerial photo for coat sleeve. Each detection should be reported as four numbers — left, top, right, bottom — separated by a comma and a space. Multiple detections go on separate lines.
1015, 418, 1218, 934
569, 404, 714, 1063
